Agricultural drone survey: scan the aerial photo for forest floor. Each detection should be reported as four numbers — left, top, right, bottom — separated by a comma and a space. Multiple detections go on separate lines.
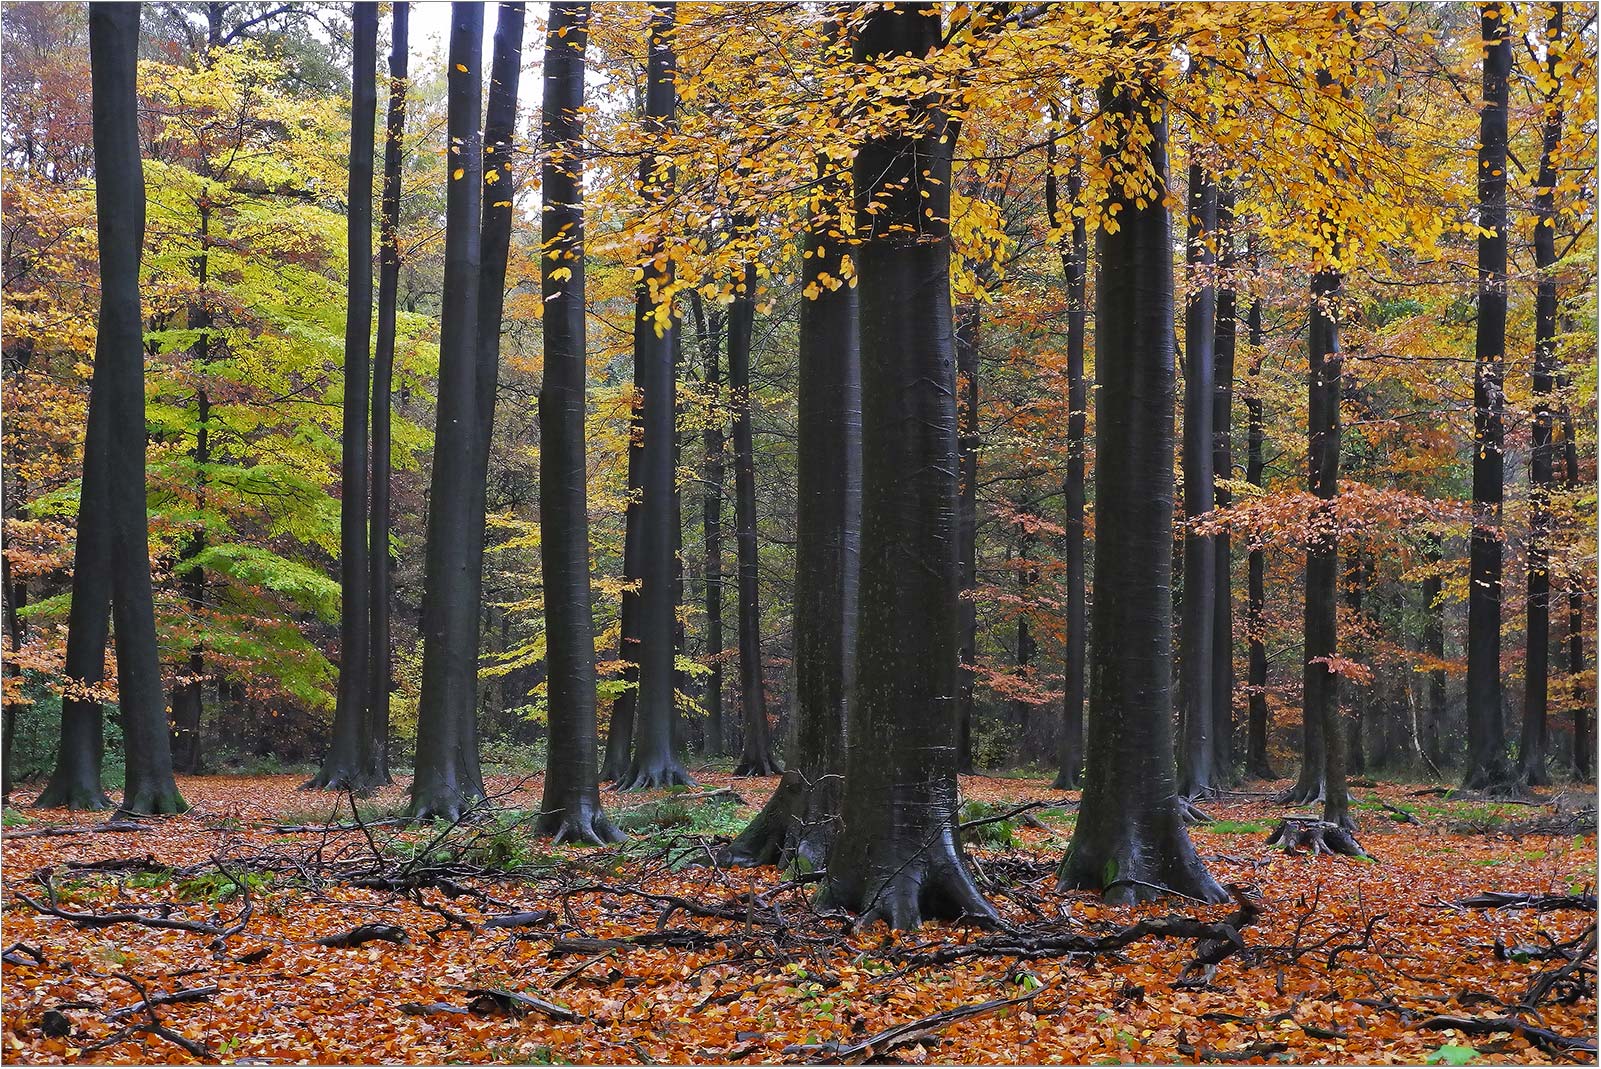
1, 769, 1595, 1065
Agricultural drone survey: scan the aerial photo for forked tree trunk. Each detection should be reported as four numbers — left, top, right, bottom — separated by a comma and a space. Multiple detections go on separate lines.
410, 2, 488, 821
536, 1, 621, 846
820, 3, 997, 929
39, 3, 186, 816
621, 3, 692, 790
310, 1, 377, 792
1056, 78, 1225, 907
1463, 2, 1512, 792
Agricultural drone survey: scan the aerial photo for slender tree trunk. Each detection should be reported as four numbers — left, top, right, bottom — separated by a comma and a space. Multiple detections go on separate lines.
1563, 401, 1588, 780
1057, 78, 1225, 906
1177, 162, 1217, 800
169, 214, 210, 777
820, 3, 997, 929
1344, 550, 1367, 777
2, 560, 23, 800
621, 3, 692, 790
39, 3, 186, 815
410, 2, 488, 821
697, 295, 727, 757
1519, 5, 1563, 789
1044, 117, 1086, 791
1422, 534, 1447, 772
1244, 296, 1276, 780
955, 301, 980, 774
727, 113, 860, 867
730, 254, 779, 776
366, 1, 407, 787
536, 2, 621, 845
1211, 185, 1236, 784
602, 418, 642, 781
310, 1, 377, 792
1464, 2, 1512, 791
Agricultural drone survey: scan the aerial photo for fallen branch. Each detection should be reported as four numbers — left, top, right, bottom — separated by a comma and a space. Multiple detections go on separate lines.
458, 987, 579, 1021
107, 985, 219, 1021
5, 821, 147, 840
316, 923, 408, 948
1456, 890, 1597, 913
797, 984, 1046, 1063
1415, 1014, 1597, 1058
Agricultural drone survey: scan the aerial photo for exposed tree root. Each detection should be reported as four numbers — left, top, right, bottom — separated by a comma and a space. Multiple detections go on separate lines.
536, 807, 626, 847
723, 770, 839, 870
115, 788, 189, 818
1179, 797, 1215, 825
32, 783, 113, 812
615, 759, 695, 792
1266, 817, 1367, 858
818, 837, 1000, 931
732, 754, 784, 777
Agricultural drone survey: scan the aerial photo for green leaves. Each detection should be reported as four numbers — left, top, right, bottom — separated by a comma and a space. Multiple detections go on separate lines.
1425, 1044, 1479, 1065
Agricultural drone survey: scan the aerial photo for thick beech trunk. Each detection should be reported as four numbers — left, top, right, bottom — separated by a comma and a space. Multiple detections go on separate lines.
1463, 3, 1512, 791
310, 2, 377, 792
1211, 186, 1237, 784
955, 301, 980, 774
1519, 5, 1563, 789
728, 130, 860, 868
730, 255, 779, 776
697, 295, 727, 757
1177, 163, 1217, 799
410, 3, 488, 821
536, 2, 620, 845
620, 4, 692, 790
1244, 297, 1276, 780
1056, 81, 1225, 907
820, 3, 996, 929
366, 1, 407, 788
39, 3, 186, 815
1044, 128, 1087, 791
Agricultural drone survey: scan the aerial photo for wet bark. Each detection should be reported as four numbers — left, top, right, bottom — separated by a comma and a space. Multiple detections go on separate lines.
410, 2, 489, 821
820, 3, 997, 929
310, 1, 377, 792
536, 2, 621, 846
1177, 163, 1217, 799
620, 4, 692, 791
1463, 3, 1512, 792
40, 3, 186, 815
1056, 79, 1225, 907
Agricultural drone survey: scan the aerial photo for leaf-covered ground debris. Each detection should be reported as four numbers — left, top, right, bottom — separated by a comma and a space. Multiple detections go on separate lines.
3, 772, 1595, 1064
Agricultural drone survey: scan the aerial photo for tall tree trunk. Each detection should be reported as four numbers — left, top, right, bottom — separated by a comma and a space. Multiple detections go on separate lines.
1210, 184, 1237, 785
1044, 115, 1086, 791
955, 301, 980, 774
536, 2, 621, 845
2, 559, 23, 800
39, 3, 186, 815
366, 0, 408, 788
1519, 4, 1563, 789
620, 3, 692, 790
1243, 295, 1276, 780
1422, 534, 1447, 772
169, 207, 210, 778
309, 1, 377, 792
1177, 162, 1217, 800
727, 112, 860, 867
1564, 406, 1588, 780
730, 255, 779, 776
602, 418, 642, 781
820, 3, 996, 929
1057, 78, 1225, 906
1305, 259, 1349, 827
1344, 550, 1367, 777
696, 294, 727, 757
410, 2, 488, 821
1463, 2, 1512, 791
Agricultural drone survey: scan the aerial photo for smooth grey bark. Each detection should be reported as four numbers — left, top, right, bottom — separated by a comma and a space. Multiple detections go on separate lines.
1177, 162, 1217, 799
1463, 2, 1513, 791
409, 2, 488, 821
366, 0, 408, 788
1056, 80, 1225, 906
819, 2, 997, 929
536, 1, 621, 845
1210, 185, 1237, 784
620, 3, 692, 790
39, 3, 186, 816
309, 0, 378, 792
695, 293, 727, 757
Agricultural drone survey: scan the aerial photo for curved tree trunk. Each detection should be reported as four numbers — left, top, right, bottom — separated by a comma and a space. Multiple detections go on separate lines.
1243, 295, 1276, 780
536, 1, 621, 846
620, 3, 692, 791
1463, 2, 1512, 792
1211, 184, 1237, 785
729, 255, 779, 776
410, 2, 488, 821
820, 3, 997, 930
1177, 162, 1217, 800
366, 0, 408, 789
1056, 79, 1225, 907
39, 3, 186, 816
309, 1, 377, 793
1519, 5, 1563, 790
727, 118, 860, 868
1044, 120, 1087, 791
